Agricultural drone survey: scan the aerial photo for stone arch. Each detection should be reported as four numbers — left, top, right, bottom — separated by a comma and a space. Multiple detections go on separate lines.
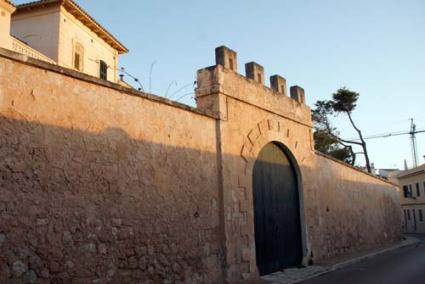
234, 119, 310, 278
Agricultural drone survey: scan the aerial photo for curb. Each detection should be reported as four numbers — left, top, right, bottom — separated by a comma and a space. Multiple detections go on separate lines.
295, 236, 420, 283
328, 236, 419, 272
261, 236, 421, 284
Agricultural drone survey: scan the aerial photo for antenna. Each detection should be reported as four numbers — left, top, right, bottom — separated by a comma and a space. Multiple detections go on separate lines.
149, 61, 157, 93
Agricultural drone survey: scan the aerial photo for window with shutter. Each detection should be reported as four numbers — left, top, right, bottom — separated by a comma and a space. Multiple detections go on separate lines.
100, 60, 108, 80
73, 42, 84, 71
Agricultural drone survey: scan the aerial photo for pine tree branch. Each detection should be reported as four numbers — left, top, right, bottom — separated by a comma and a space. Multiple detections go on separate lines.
346, 111, 372, 173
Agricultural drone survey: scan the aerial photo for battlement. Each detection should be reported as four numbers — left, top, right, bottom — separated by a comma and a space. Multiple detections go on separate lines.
196, 46, 312, 126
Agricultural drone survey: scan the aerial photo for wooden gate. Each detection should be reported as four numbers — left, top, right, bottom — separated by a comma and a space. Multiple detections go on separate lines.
253, 142, 303, 275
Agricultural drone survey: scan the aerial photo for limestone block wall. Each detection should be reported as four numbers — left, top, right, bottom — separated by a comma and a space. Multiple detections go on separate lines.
0, 47, 402, 283
0, 50, 223, 283
304, 153, 401, 261
195, 49, 401, 281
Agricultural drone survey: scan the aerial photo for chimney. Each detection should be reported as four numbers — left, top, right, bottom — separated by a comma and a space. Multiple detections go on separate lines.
270, 75, 287, 95
245, 62, 264, 85
215, 46, 238, 72
290, 86, 305, 104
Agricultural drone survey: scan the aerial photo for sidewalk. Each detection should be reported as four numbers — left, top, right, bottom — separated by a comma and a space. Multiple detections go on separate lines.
257, 236, 420, 284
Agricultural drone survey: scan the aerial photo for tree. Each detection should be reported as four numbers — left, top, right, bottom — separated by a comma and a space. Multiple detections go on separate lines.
313, 129, 355, 165
312, 101, 356, 165
312, 87, 372, 173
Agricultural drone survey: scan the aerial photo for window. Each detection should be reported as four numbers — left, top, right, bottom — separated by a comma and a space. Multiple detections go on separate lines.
403, 185, 413, 198
99, 60, 108, 80
419, 210, 424, 222
403, 185, 409, 198
407, 209, 411, 220
73, 42, 84, 71
416, 183, 421, 197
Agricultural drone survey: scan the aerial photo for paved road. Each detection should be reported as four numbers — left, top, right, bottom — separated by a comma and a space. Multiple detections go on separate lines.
300, 234, 425, 284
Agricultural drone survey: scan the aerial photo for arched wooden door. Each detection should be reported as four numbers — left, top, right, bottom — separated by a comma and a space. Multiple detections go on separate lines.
253, 142, 303, 275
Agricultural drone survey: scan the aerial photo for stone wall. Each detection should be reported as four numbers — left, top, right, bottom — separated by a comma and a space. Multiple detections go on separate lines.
0, 50, 223, 283
305, 153, 401, 260
195, 50, 401, 281
0, 47, 401, 283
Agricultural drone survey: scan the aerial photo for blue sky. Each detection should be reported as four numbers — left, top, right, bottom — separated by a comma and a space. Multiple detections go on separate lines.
15, 0, 425, 169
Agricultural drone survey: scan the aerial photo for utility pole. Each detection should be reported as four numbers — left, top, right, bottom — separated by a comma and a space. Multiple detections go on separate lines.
410, 118, 419, 168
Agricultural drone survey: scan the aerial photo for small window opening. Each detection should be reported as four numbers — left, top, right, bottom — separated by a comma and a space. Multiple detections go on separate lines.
74, 53, 80, 70
257, 73, 262, 84
73, 42, 84, 72
403, 185, 409, 198
229, 58, 234, 71
419, 210, 424, 222
99, 60, 108, 80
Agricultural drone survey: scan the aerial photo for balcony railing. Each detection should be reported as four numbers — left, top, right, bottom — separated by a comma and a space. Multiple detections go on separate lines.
11, 37, 56, 64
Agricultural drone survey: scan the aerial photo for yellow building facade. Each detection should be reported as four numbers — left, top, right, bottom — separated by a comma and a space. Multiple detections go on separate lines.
397, 164, 425, 233
0, 0, 15, 50
0, 0, 128, 83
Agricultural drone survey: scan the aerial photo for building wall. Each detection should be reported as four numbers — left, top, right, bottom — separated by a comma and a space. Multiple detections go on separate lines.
0, 50, 222, 283
58, 7, 118, 82
398, 167, 425, 233
11, 7, 61, 61
0, 48, 402, 283
0, 1, 14, 50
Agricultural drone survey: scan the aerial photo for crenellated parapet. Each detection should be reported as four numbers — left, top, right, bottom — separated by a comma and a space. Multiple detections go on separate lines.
196, 45, 312, 126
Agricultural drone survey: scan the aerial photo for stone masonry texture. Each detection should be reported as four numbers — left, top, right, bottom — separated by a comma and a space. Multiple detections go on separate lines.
0, 47, 401, 283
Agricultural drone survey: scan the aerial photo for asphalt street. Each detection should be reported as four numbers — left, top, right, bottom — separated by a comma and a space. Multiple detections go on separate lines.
300, 234, 425, 284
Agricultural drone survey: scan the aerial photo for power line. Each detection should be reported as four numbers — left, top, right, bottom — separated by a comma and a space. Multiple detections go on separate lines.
345, 119, 425, 168
348, 129, 425, 140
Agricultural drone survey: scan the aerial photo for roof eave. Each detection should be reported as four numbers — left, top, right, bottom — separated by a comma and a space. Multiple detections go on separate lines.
64, 0, 129, 54
15, 0, 129, 54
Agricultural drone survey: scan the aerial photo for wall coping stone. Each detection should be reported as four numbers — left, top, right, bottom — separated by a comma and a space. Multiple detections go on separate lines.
315, 151, 398, 186
0, 47, 219, 120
